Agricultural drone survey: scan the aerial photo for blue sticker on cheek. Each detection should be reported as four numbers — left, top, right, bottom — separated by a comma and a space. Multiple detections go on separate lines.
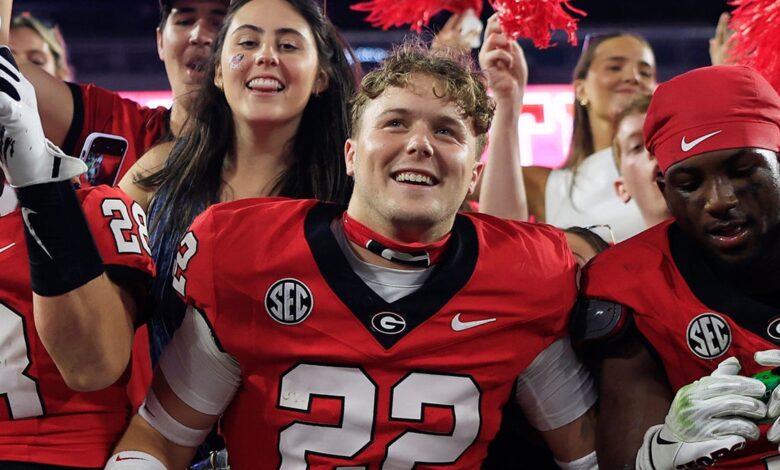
230, 53, 244, 70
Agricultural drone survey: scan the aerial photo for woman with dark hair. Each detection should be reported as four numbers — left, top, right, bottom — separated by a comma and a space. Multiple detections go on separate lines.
119, 0, 358, 364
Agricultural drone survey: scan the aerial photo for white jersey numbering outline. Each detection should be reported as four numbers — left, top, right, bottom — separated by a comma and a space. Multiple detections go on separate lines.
278, 364, 480, 469
0, 303, 44, 419
101, 198, 151, 256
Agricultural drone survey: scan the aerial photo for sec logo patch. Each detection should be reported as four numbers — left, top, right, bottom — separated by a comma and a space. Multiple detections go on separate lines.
265, 278, 313, 325
687, 313, 731, 360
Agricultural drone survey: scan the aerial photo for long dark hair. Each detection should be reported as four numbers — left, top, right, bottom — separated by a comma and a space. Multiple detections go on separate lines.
140, 0, 358, 239
566, 32, 652, 171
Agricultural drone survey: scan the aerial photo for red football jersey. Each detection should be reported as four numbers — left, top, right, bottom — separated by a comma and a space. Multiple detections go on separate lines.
0, 186, 155, 467
582, 220, 780, 469
63, 83, 169, 187
175, 198, 579, 469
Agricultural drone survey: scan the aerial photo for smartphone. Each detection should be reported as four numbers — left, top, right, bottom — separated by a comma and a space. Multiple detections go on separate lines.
79, 132, 128, 186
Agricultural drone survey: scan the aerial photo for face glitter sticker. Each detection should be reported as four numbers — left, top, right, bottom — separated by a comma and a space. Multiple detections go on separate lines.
230, 53, 244, 70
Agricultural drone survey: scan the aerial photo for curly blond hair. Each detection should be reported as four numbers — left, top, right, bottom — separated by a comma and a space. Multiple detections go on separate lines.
351, 40, 494, 148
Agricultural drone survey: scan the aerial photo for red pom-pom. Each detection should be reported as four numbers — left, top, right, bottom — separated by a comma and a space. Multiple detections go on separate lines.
729, 0, 780, 94
488, 0, 586, 49
351, 0, 482, 32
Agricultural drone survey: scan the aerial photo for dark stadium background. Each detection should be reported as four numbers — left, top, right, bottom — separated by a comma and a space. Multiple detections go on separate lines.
13, 0, 731, 90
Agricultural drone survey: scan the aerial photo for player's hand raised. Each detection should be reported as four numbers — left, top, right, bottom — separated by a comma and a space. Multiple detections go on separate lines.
0, 46, 86, 187
478, 14, 527, 107
636, 356, 767, 470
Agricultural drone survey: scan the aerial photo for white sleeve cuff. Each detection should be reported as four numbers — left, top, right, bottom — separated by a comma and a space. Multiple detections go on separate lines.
515, 336, 597, 431
158, 305, 241, 415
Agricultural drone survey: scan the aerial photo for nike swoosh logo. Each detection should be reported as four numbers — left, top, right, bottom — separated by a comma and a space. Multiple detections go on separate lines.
21, 207, 52, 259
655, 430, 677, 446
0, 242, 15, 254
115, 455, 149, 462
451, 313, 496, 332
681, 130, 722, 152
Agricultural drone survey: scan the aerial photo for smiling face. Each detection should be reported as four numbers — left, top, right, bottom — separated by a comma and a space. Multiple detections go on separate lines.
614, 112, 669, 226
576, 36, 656, 122
214, 0, 325, 127
345, 74, 482, 243
157, 0, 227, 98
661, 148, 780, 265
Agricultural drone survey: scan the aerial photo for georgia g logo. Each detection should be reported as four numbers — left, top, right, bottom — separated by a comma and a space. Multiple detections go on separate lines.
687, 313, 732, 359
371, 312, 406, 335
264, 278, 313, 325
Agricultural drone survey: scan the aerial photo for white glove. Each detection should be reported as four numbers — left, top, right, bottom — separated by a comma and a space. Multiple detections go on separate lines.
755, 350, 780, 450
0, 46, 86, 187
636, 356, 767, 470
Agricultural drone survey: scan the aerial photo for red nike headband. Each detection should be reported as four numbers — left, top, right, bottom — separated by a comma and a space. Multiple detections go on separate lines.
644, 65, 780, 174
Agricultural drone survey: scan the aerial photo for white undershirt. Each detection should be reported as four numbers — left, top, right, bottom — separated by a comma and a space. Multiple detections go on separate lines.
331, 219, 433, 303
159, 221, 595, 433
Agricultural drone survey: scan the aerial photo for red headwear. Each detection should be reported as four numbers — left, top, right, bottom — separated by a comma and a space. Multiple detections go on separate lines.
644, 65, 780, 174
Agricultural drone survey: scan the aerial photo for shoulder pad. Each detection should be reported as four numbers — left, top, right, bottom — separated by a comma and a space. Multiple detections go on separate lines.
570, 298, 633, 350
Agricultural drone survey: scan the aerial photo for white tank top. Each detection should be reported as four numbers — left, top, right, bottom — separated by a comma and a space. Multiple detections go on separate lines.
545, 147, 646, 242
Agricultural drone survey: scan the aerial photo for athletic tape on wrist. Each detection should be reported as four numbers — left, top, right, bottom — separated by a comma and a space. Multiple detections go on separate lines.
138, 388, 211, 448
105, 450, 167, 469
15, 181, 104, 296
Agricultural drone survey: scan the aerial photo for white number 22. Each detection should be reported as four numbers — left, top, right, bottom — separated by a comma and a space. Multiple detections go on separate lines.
278, 364, 480, 469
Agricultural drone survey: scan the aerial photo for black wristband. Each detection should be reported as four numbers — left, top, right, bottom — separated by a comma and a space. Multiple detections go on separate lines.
16, 181, 105, 296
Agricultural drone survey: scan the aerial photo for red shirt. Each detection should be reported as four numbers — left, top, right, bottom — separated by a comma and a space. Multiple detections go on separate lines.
582, 220, 780, 469
176, 198, 578, 469
63, 83, 170, 187
0, 186, 155, 467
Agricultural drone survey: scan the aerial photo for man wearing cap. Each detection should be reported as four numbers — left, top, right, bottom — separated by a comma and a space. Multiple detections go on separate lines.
0, 0, 227, 186
572, 64, 780, 469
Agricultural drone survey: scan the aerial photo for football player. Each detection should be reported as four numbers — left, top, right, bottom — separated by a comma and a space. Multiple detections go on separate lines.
105, 42, 598, 469
574, 65, 780, 469
0, 47, 155, 468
